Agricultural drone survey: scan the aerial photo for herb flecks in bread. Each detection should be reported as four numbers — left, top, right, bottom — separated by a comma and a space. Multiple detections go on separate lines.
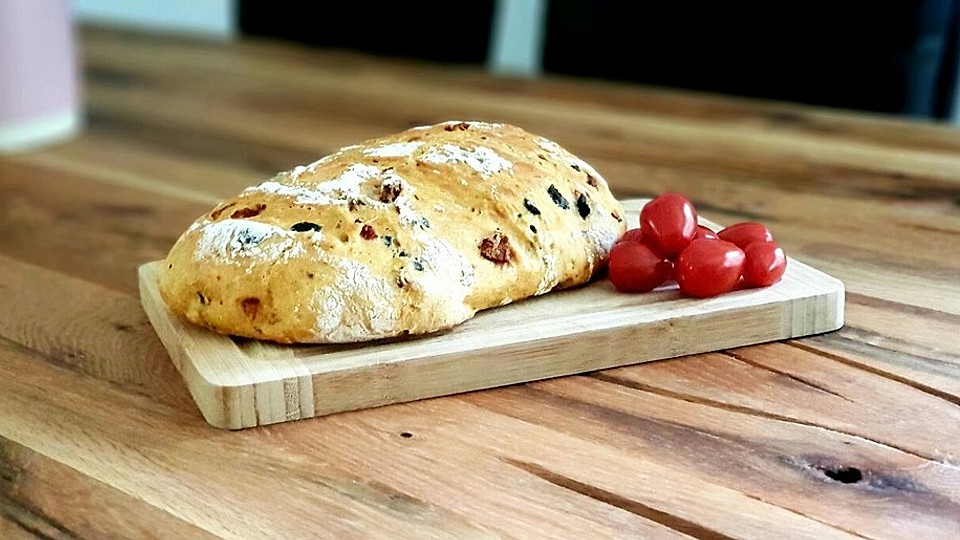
158, 121, 626, 343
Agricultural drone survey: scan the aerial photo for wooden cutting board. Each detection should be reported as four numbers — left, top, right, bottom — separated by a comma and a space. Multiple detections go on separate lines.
139, 200, 844, 429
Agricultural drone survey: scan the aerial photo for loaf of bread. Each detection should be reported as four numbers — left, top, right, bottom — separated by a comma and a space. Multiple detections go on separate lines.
158, 121, 626, 343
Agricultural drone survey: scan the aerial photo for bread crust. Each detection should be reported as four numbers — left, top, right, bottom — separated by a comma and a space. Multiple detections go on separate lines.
158, 121, 626, 343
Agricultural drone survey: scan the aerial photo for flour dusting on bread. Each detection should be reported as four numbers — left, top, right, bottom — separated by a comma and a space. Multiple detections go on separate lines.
420, 144, 513, 178
195, 219, 308, 263
158, 121, 625, 343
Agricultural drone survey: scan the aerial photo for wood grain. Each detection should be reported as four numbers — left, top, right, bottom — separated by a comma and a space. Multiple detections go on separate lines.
1, 25, 958, 538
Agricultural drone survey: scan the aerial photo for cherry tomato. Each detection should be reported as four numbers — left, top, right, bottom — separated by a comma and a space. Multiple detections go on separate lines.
676, 239, 745, 298
717, 222, 773, 250
616, 227, 670, 259
694, 225, 719, 241
639, 192, 698, 258
742, 242, 787, 287
618, 228, 644, 244
608, 241, 673, 293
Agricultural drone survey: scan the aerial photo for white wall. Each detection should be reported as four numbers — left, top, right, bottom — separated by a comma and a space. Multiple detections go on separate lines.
488, 0, 548, 76
73, 0, 236, 38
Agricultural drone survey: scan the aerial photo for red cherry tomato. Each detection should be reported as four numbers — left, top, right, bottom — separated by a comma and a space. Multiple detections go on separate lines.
608, 241, 673, 293
676, 239, 745, 298
742, 242, 787, 287
618, 228, 644, 244
717, 222, 773, 250
694, 225, 719, 241
639, 192, 698, 258
617, 227, 670, 259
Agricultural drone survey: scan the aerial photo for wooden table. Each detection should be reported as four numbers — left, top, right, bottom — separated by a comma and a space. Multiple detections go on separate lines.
2, 27, 959, 539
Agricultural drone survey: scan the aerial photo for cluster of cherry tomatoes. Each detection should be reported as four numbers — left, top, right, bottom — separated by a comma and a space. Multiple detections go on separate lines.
609, 192, 787, 298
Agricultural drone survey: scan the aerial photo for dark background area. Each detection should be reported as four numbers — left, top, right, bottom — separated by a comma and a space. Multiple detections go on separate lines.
239, 2, 496, 63
240, 0, 960, 120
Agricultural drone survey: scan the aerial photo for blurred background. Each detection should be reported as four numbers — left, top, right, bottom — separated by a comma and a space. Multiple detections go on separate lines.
69, 0, 960, 123
74, 0, 960, 124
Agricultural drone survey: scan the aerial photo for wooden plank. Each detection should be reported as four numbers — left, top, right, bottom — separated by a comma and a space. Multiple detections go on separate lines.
0, 517, 36, 540
799, 293, 960, 398
597, 343, 960, 462
74, 25, 960, 162
463, 375, 960, 539
0, 159, 210, 295
138, 200, 843, 429
0, 438, 216, 540
318, 398, 864, 540
0, 255, 195, 411
3, 329, 955, 539
0, 343, 699, 539
80, 39, 960, 186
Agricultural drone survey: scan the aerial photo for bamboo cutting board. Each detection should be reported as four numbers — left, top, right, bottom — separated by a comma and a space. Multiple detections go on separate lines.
139, 200, 844, 429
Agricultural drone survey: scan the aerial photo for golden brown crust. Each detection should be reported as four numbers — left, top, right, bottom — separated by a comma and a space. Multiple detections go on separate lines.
158, 121, 626, 343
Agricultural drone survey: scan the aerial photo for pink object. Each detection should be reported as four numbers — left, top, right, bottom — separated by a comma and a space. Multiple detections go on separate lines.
0, 0, 80, 153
